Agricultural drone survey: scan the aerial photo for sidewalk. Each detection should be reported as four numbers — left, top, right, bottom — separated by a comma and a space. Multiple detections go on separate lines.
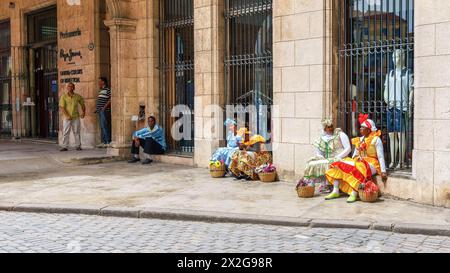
0, 139, 118, 175
0, 140, 449, 236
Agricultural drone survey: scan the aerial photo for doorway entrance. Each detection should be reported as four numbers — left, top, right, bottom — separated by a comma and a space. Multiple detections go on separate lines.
27, 7, 58, 139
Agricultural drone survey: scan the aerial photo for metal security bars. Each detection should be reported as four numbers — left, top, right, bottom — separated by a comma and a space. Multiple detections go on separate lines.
225, 0, 273, 140
0, 21, 12, 135
337, 0, 414, 171
159, 0, 195, 155
27, 7, 58, 45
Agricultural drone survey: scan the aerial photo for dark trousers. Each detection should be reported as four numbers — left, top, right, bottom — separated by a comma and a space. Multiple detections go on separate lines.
131, 138, 165, 156
99, 111, 112, 144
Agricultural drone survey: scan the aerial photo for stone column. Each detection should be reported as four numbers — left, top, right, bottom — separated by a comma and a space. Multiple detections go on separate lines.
272, 0, 327, 181
193, 0, 225, 167
414, 0, 450, 207
105, 18, 138, 157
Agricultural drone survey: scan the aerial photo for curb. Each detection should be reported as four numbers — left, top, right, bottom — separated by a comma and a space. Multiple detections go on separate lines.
0, 203, 449, 237
62, 156, 122, 166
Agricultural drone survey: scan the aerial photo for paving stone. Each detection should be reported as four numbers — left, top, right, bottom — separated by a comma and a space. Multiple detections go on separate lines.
0, 211, 448, 253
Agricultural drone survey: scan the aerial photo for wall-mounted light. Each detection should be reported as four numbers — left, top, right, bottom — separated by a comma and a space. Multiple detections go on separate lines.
9, 2, 15, 9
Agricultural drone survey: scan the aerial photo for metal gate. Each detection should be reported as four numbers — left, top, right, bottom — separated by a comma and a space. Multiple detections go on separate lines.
337, 0, 414, 171
0, 21, 12, 136
225, 0, 273, 141
159, 0, 195, 155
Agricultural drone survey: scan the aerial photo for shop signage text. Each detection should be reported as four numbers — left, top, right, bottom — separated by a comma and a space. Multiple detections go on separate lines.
60, 49, 83, 62
60, 28, 82, 39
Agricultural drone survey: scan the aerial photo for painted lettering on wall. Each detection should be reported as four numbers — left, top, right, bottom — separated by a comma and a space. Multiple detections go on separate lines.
60, 78, 81, 83
60, 69, 83, 76
60, 69, 83, 83
60, 49, 83, 62
60, 28, 82, 39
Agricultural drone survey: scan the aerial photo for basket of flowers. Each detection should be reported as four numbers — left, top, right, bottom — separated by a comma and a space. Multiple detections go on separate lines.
256, 164, 277, 183
358, 181, 379, 203
296, 178, 316, 198
209, 160, 226, 178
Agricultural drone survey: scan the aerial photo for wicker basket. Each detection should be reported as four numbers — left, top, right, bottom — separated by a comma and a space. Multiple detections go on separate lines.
258, 172, 277, 183
297, 186, 315, 198
210, 165, 226, 178
359, 190, 379, 203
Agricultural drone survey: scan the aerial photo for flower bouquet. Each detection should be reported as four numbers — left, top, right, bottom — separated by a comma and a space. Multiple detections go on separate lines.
209, 160, 226, 178
256, 164, 277, 183
358, 180, 379, 202
296, 178, 316, 198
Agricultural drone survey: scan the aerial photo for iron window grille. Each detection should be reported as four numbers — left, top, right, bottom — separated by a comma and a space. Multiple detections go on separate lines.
27, 7, 58, 45
337, 0, 414, 171
0, 20, 12, 135
159, 0, 195, 155
225, 0, 273, 141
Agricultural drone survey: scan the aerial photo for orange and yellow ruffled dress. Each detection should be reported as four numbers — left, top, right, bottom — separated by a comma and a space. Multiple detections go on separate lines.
325, 131, 383, 195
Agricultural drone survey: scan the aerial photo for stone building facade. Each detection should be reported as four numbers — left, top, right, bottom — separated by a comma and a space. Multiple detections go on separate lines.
0, 0, 449, 208
0, 0, 110, 146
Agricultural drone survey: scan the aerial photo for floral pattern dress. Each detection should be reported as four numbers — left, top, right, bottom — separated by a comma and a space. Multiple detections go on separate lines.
229, 150, 272, 180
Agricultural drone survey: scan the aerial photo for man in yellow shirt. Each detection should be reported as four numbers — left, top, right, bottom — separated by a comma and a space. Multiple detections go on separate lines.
59, 82, 86, 151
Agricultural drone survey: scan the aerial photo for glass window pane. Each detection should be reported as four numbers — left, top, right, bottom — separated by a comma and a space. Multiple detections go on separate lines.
338, 0, 415, 171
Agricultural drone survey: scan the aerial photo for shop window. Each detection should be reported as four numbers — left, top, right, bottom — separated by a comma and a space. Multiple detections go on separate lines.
337, 0, 414, 171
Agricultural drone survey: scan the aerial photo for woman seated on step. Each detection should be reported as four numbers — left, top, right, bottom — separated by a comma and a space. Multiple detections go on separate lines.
325, 114, 388, 203
229, 132, 272, 181
210, 119, 242, 169
303, 119, 351, 192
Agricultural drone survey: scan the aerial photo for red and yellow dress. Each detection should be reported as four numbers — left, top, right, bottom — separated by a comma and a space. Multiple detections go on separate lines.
325, 131, 385, 195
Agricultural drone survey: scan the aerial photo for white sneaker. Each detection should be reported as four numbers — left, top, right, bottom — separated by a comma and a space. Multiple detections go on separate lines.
96, 144, 106, 149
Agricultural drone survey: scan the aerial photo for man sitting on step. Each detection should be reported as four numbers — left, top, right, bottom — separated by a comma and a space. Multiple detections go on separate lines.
128, 116, 167, 165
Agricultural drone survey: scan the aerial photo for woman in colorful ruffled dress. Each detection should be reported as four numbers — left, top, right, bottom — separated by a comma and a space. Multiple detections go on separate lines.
210, 119, 241, 168
303, 119, 351, 190
229, 134, 272, 180
325, 114, 388, 203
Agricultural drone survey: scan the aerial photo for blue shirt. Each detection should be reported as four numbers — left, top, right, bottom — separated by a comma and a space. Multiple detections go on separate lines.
133, 125, 167, 151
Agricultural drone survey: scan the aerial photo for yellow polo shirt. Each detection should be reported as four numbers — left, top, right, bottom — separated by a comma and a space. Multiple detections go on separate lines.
59, 93, 85, 119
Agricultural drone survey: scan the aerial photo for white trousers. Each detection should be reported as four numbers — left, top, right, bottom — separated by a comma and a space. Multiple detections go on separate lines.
62, 119, 81, 149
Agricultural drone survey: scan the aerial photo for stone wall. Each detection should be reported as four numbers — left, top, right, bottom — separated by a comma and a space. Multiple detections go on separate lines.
193, 0, 225, 167
272, 0, 328, 181
412, 0, 450, 207
105, 0, 159, 156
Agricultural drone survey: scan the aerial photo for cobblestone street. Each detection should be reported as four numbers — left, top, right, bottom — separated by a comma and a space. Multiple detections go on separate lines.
0, 212, 449, 253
